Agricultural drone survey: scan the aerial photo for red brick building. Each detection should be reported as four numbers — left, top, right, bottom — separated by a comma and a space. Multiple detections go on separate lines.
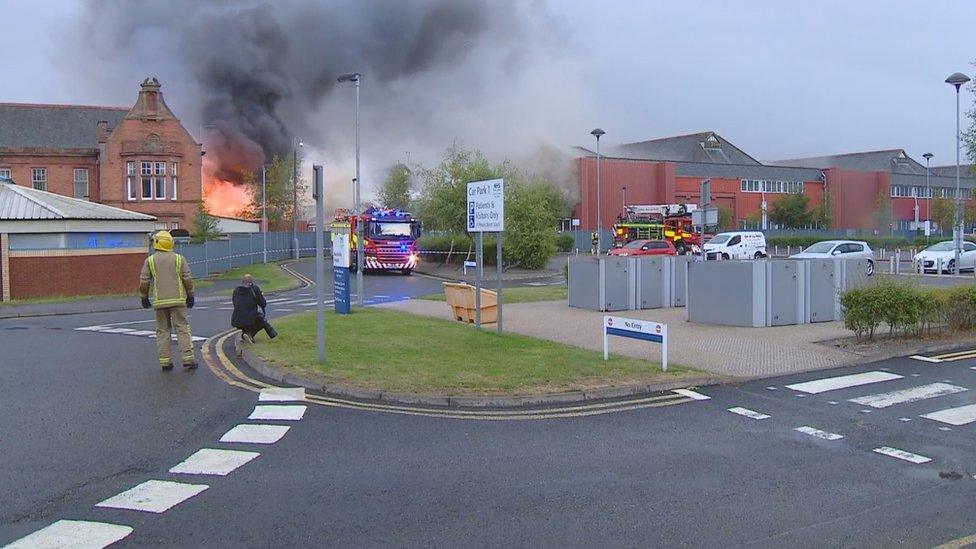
0, 78, 202, 231
576, 132, 976, 234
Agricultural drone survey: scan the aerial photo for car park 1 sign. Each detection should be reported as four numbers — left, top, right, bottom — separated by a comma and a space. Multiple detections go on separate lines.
466, 178, 504, 232
604, 315, 668, 371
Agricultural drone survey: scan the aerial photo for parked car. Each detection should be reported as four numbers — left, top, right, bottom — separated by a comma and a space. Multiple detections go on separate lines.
913, 240, 976, 273
789, 240, 875, 275
702, 231, 767, 260
608, 239, 677, 257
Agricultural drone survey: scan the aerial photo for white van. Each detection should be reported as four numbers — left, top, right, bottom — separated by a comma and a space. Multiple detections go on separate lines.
703, 231, 767, 260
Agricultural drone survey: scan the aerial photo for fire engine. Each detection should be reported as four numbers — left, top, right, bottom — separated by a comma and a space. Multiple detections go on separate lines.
330, 207, 421, 275
611, 203, 703, 254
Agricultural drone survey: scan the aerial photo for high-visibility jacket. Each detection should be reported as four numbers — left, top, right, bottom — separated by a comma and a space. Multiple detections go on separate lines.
140, 251, 194, 309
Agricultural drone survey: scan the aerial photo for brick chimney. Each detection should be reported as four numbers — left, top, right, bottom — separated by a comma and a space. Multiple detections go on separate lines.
126, 77, 176, 121
97, 121, 109, 143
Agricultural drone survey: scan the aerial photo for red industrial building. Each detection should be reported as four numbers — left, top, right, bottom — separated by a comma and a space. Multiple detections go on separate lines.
576, 132, 975, 233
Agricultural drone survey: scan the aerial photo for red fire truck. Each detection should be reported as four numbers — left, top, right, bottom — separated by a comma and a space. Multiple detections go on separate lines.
330, 207, 421, 275
611, 204, 704, 254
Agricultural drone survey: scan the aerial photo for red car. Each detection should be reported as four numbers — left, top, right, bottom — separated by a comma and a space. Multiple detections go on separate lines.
608, 239, 677, 257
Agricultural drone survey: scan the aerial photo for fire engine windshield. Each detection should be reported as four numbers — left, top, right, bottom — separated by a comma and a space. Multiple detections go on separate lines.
370, 222, 413, 237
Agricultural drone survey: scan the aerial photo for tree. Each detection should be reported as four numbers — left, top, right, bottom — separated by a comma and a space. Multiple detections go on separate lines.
192, 194, 221, 242
717, 205, 734, 230
503, 182, 558, 269
963, 62, 976, 178
239, 155, 307, 231
931, 196, 955, 235
768, 192, 813, 229
377, 163, 412, 210
873, 190, 892, 233
811, 189, 832, 229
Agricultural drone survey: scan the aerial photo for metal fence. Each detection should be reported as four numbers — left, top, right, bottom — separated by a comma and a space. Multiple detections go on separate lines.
173, 232, 327, 278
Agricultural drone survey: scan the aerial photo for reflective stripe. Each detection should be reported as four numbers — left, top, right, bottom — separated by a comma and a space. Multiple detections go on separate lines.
149, 253, 187, 308
148, 256, 158, 304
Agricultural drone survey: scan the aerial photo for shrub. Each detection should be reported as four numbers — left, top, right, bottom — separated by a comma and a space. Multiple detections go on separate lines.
840, 281, 976, 339
556, 233, 575, 252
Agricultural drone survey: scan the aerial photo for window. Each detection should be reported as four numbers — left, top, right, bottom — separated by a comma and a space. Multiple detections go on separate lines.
965, 242, 976, 252
141, 162, 153, 199
171, 162, 178, 200
848, 243, 864, 253
727, 235, 742, 246
170, 222, 179, 230
73, 169, 89, 199
0, 167, 10, 180
154, 162, 166, 199
126, 162, 137, 200
31, 168, 47, 190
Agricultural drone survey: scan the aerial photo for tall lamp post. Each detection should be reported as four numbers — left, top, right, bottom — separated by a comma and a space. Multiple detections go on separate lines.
591, 128, 605, 253
946, 72, 971, 274
338, 72, 363, 306
923, 152, 933, 244
621, 186, 628, 218
292, 137, 303, 260
261, 164, 268, 264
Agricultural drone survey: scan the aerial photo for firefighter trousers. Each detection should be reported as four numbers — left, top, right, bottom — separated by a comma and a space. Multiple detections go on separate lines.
155, 306, 194, 366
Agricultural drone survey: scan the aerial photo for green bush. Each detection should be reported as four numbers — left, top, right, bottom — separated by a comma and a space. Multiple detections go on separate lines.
840, 281, 976, 339
556, 233, 575, 252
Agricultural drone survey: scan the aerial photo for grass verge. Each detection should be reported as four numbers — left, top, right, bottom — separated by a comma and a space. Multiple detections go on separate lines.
195, 261, 298, 294
250, 307, 695, 395
420, 285, 567, 304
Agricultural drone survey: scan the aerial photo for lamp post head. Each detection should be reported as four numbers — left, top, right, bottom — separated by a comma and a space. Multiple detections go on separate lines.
946, 72, 971, 90
590, 128, 605, 139
923, 152, 933, 161
338, 72, 361, 83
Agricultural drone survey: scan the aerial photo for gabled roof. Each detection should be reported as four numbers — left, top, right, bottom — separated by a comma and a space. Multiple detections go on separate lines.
0, 103, 128, 150
769, 149, 927, 174
607, 132, 762, 165
0, 182, 156, 221
929, 164, 975, 177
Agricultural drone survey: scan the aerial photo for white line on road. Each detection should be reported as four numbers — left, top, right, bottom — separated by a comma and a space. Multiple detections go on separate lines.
4, 520, 134, 549
674, 389, 711, 400
248, 405, 307, 421
259, 387, 306, 402
96, 480, 209, 513
910, 355, 944, 363
99, 327, 135, 334
728, 407, 770, 420
169, 448, 260, 476
848, 382, 969, 409
872, 446, 931, 464
921, 403, 976, 426
93, 319, 156, 328
794, 426, 844, 440
220, 424, 290, 444
785, 371, 903, 394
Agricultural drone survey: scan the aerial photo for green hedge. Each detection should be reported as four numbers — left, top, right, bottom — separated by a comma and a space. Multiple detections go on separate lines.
840, 280, 976, 339
416, 234, 500, 265
767, 235, 948, 250
556, 233, 575, 252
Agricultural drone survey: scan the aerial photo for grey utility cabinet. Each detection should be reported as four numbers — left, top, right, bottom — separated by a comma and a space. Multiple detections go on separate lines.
634, 257, 673, 309
766, 260, 806, 326
687, 261, 767, 327
567, 256, 635, 311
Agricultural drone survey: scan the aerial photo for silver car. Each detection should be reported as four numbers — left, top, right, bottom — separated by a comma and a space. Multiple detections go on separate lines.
789, 240, 875, 275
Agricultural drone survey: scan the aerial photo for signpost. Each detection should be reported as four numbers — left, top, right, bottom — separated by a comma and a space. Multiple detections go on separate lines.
331, 232, 352, 315
466, 178, 505, 332
699, 178, 711, 260
312, 165, 326, 364
603, 315, 668, 371
572, 218, 581, 254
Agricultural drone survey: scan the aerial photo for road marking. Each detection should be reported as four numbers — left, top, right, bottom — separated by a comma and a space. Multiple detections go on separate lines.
910, 355, 943, 363
766, 386, 778, 391
872, 446, 931, 464
848, 382, 969, 409
936, 533, 976, 549
127, 330, 156, 336
728, 407, 770, 420
266, 298, 294, 303
100, 327, 135, 334
785, 371, 903, 394
77, 325, 205, 342
921, 403, 976, 426
932, 348, 976, 361
248, 405, 307, 421
674, 389, 710, 400
259, 387, 306, 402
169, 448, 260, 476
5, 519, 134, 548
96, 480, 209, 513
794, 426, 844, 440
95, 319, 156, 327
275, 308, 293, 312
195, 306, 209, 310
220, 424, 290, 444
74, 325, 109, 331
898, 417, 913, 422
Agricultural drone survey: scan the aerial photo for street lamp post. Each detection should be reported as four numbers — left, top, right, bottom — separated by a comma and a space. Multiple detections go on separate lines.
261, 165, 268, 264
591, 128, 605, 254
621, 186, 627, 218
923, 152, 933, 244
339, 72, 363, 306
292, 138, 303, 260
947, 72, 971, 274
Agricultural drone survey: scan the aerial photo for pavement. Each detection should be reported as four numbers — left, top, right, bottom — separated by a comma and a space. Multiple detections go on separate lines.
5, 257, 976, 547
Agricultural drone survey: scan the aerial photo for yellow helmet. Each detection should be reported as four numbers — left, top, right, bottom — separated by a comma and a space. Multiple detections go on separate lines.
153, 230, 174, 252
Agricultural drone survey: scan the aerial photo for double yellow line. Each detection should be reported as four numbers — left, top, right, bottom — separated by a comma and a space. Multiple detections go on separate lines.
913, 348, 976, 363
202, 330, 694, 421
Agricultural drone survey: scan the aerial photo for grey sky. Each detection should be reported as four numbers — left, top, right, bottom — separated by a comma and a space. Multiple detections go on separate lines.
3, 0, 974, 167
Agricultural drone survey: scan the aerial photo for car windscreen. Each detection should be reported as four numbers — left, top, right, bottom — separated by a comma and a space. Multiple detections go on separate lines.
803, 242, 836, 254
646, 241, 668, 249
623, 240, 645, 249
370, 222, 413, 237
925, 241, 955, 252
708, 235, 731, 245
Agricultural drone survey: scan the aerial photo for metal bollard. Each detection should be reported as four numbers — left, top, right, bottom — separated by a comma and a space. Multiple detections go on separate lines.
775, 245, 780, 256
937, 257, 943, 275
895, 249, 900, 275
889, 256, 895, 274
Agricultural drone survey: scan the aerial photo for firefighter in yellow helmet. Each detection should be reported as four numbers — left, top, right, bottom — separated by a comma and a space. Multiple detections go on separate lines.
139, 231, 196, 370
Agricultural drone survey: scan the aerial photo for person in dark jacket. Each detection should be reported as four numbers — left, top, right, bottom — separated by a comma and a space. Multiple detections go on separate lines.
231, 274, 277, 355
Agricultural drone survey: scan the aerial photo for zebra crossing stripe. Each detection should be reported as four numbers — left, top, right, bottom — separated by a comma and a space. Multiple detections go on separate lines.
169, 448, 260, 476
220, 424, 290, 444
248, 405, 307, 421
921, 403, 976, 426
848, 383, 968, 409
910, 355, 944, 363
673, 389, 710, 400
259, 387, 306, 402
728, 407, 770, 420
794, 426, 843, 440
96, 480, 209, 513
873, 446, 931, 464
785, 371, 903, 394
4, 520, 134, 548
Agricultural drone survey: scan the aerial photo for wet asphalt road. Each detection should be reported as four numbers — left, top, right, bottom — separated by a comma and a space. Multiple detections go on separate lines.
2, 259, 975, 547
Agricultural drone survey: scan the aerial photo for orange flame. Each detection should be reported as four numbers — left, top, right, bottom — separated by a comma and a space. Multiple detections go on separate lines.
202, 155, 252, 217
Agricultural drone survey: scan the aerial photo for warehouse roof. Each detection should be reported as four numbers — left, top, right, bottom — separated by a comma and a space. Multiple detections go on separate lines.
609, 132, 762, 165
0, 103, 128, 151
0, 180, 155, 221
673, 161, 823, 181
769, 149, 928, 175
